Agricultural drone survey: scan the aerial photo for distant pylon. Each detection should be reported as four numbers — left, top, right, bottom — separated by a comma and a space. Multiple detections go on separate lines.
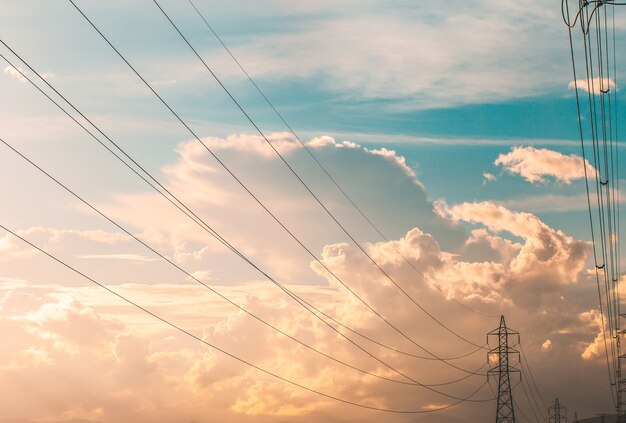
573, 411, 578, 423
548, 398, 567, 423
488, 315, 521, 423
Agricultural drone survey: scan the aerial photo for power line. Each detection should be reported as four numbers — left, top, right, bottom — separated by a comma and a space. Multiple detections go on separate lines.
0, 40, 484, 376
515, 397, 539, 423
297, 301, 487, 362
64, 0, 486, 353
0, 222, 494, 414
0, 48, 459, 367
143, 0, 489, 348
563, 0, 624, 409
517, 371, 545, 423
582, 0, 618, 401
519, 343, 549, 417
0, 135, 491, 396
183, 0, 496, 320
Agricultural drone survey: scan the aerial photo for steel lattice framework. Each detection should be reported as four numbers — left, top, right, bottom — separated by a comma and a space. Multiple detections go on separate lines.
549, 397, 567, 423
488, 315, 520, 423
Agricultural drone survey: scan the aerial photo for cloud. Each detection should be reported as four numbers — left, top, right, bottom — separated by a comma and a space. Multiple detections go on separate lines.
0, 227, 130, 260
219, 1, 568, 108
305, 136, 422, 186
309, 198, 590, 311
364, 147, 419, 184
307, 136, 360, 150
483, 172, 496, 184
541, 339, 552, 351
93, 132, 447, 284
0, 226, 181, 289
435, 201, 589, 299
76, 254, 159, 262
568, 77, 617, 95
3, 65, 53, 83
499, 190, 626, 213
500, 193, 593, 213
0, 279, 494, 422
0, 134, 503, 420
0, 129, 612, 422
0, 227, 129, 250
307, 136, 341, 148
576, 310, 606, 361
0, 293, 179, 421
0, 222, 608, 421
194, 132, 302, 159
26, 295, 124, 350
3, 65, 27, 83
422, 403, 449, 411
175, 133, 419, 186
494, 146, 595, 184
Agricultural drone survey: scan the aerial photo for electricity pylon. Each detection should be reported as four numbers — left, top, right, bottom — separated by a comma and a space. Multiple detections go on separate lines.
548, 398, 567, 423
488, 315, 520, 423
618, 330, 626, 423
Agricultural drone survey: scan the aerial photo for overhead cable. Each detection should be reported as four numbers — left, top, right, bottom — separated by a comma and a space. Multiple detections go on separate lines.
0, 223, 494, 413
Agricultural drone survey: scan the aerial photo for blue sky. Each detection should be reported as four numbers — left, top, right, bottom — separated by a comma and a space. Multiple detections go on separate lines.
1, 1, 625, 422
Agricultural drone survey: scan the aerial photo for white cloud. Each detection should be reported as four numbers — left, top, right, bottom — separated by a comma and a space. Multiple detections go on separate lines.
1, 279, 495, 421
494, 146, 595, 184
364, 147, 419, 184
304, 136, 419, 183
306, 135, 340, 148
306, 136, 354, 150
483, 172, 496, 185
173, 132, 423, 208
3, 65, 53, 83
0, 128, 611, 422
311, 198, 590, 309
207, 0, 568, 108
578, 310, 607, 361
176, 133, 420, 189
435, 201, 589, 296
3, 65, 27, 83
194, 132, 302, 158
568, 77, 617, 95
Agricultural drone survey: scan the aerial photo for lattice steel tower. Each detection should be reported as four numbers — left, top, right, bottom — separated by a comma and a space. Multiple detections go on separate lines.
618, 330, 626, 423
488, 315, 520, 423
548, 397, 567, 423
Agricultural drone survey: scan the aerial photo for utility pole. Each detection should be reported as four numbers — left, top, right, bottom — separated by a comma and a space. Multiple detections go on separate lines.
549, 398, 567, 423
488, 315, 520, 423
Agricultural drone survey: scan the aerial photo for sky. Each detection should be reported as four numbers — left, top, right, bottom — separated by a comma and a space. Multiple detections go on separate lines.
1, 0, 625, 422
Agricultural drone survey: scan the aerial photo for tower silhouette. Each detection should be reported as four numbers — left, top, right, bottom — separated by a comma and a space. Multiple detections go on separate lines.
488, 315, 520, 423
548, 398, 566, 423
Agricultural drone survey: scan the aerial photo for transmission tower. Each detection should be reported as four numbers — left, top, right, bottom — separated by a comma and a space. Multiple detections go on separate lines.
488, 315, 521, 423
619, 331, 626, 423
548, 397, 567, 423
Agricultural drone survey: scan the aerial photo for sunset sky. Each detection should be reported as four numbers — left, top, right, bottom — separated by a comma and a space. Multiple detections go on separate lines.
1, 1, 626, 422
